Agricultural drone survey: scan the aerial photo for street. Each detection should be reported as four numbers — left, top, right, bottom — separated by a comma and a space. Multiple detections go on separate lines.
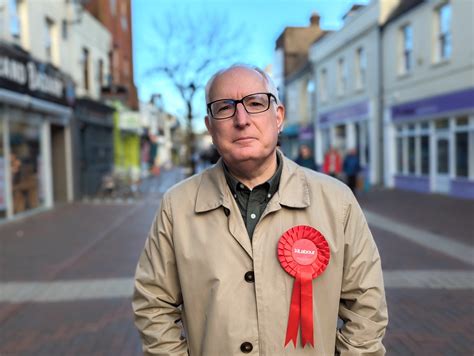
0, 169, 473, 355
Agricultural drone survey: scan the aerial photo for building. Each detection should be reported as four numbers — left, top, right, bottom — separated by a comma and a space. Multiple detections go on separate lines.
85, 0, 138, 110
139, 95, 176, 176
382, 0, 474, 198
283, 63, 315, 159
85, 0, 142, 183
0, 1, 80, 221
273, 13, 326, 159
310, 0, 400, 187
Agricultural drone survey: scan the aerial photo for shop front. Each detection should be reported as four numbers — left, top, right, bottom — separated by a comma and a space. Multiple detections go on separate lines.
316, 100, 373, 184
73, 98, 114, 198
389, 87, 474, 199
0, 42, 74, 221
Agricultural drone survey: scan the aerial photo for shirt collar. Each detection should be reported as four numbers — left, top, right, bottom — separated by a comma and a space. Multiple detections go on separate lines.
222, 152, 282, 196
195, 151, 309, 213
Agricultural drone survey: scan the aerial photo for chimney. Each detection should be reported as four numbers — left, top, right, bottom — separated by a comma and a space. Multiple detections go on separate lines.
310, 12, 320, 27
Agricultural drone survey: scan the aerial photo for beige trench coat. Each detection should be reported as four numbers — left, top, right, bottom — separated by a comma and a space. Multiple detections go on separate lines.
133, 156, 388, 356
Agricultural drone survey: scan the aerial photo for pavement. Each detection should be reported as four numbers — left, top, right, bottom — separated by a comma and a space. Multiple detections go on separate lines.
0, 168, 473, 355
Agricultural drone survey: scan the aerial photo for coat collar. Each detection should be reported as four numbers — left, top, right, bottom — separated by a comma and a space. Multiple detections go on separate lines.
194, 152, 310, 213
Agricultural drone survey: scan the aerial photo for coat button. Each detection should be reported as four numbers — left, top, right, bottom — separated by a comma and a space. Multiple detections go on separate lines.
240, 342, 253, 353
244, 271, 255, 283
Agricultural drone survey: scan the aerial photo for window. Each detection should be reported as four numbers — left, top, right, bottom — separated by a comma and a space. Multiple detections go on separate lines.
435, 2, 451, 61
400, 24, 413, 74
9, 0, 21, 38
9, 121, 44, 214
337, 58, 347, 95
98, 59, 104, 87
421, 135, 430, 174
355, 47, 366, 89
110, 0, 117, 16
396, 123, 429, 175
455, 116, 473, 178
62, 20, 68, 40
45, 17, 54, 62
408, 136, 416, 174
82, 48, 90, 91
437, 138, 449, 174
456, 132, 468, 177
319, 68, 328, 102
397, 137, 404, 173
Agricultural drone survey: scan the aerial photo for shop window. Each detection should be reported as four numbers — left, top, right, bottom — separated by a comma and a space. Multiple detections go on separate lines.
9, 122, 43, 214
408, 136, 416, 174
397, 137, 404, 173
421, 135, 430, 175
436, 118, 449, 130
456, 116, 468, 127
456, 132, 468, 177
437, 138, 449, 174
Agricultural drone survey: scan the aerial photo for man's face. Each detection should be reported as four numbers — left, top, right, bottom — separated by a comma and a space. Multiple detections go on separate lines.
205, 67, 284, 168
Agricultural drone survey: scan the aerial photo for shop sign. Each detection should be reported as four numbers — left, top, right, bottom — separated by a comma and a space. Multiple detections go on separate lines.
0, 43, 75, 106
391, 88, 474, 121
319, 101, 369, 124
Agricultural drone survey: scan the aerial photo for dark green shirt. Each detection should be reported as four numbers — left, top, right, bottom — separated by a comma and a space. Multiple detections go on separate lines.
224, 153, 282, 240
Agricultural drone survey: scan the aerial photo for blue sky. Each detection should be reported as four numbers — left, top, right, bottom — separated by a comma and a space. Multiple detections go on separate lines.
132, 0, 369, 131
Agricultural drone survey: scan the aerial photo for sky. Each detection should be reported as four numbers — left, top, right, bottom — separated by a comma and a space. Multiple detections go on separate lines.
132, 0, 370, 132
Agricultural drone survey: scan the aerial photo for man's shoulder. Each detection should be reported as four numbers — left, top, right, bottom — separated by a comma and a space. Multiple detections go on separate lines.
162, 164, 222, 202
286, 158, 351, 198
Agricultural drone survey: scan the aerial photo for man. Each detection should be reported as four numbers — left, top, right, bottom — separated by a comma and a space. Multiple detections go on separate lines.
343, 148, 361, 193
133, 65, 388, 355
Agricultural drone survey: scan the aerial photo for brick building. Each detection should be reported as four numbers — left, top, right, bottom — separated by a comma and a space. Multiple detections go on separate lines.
86, 0, 139, 110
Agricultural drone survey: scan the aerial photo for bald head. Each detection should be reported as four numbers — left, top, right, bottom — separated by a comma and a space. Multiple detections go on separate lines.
205, 64, 280, 104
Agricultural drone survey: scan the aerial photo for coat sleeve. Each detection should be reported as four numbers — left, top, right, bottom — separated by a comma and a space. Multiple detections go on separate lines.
335, 190, 388, 355
132, 193, 188, 356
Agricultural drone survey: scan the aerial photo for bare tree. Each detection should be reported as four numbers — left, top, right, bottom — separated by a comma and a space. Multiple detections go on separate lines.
146, 9, 245, 174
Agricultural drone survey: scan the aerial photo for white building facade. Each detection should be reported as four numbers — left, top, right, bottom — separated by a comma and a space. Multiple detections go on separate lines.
383, 0, 474, 199
310, 1, 401, 187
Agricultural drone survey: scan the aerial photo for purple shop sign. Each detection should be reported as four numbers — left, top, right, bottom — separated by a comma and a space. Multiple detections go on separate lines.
299, 124, 314, 140
391, 87, 474, 121
319, 100, 369, 124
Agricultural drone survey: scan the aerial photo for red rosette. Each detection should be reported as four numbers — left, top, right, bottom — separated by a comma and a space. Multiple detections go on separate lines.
277, 225, 330, 348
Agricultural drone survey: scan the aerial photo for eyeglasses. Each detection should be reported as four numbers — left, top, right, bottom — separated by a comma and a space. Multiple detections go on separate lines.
207, 92, 277, 120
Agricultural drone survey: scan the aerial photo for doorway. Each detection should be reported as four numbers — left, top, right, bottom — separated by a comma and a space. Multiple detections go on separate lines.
51, 124, 68, 203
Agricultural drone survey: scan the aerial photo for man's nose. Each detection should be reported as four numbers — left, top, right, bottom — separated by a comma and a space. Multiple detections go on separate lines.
233, 102, 250, 127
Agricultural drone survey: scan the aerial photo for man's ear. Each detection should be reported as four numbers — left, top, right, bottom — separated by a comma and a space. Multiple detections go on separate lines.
276, 105, 285, 133
205, 115, 212, 134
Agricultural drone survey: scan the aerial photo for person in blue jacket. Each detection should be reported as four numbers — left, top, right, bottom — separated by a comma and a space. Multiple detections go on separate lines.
343, 148, 361, 193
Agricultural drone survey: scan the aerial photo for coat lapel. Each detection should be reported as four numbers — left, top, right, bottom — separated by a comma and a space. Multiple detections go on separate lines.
195, 161, 253, 258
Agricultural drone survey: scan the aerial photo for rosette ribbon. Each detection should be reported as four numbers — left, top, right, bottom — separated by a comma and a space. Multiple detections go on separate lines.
277, 225, 330, 348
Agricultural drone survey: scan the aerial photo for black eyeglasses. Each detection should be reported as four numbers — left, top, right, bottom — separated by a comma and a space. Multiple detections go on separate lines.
207, 92, 277, 120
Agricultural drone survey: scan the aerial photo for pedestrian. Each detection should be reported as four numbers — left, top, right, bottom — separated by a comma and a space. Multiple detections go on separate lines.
294, 144, 318, 171
132, 64, 387, 355
343, 148, 361, 193
322, 146, 342, 178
